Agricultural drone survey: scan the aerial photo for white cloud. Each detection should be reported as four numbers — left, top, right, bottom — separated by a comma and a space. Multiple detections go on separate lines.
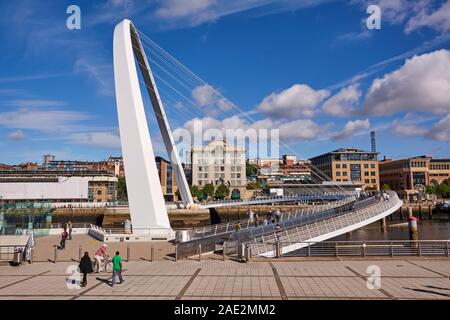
322, 85, 361, 117
257, 84, 330, 119
361, 49, 450, 116
1, 99, 66, 108
178, 115, 328, 142
332, 119, 370, 140
191, 84, 234, 111
392, 114, 450, 141
8, 130, 25, 141
0, 109, 91, 133
68, 131, 121, 149
406, 1, 450, 33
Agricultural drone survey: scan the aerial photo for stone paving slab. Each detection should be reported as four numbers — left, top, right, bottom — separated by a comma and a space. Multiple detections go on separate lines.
341, 260, 441, 278
0, 259, 448, 300
272, 261, 355, 277
280, 276, 387, 299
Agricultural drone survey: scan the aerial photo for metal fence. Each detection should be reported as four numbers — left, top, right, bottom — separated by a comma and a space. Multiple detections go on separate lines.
241, 240, 450, 260
245, 191, 402, 257
0, 245, 27, 262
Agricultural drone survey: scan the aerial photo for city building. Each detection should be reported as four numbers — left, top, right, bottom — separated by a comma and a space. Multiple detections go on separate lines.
250, 155, 312, 184
379, 156, 450, 193
155, 156, 179, 202
190, 139, 246, 190
309, 148, 379, 190
42, 154, 55, 166
0, 169, 118, 203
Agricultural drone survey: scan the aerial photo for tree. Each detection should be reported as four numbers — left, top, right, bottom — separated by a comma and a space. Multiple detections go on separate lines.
214, 184, 230, 199
381, 184, 391, 191
117, 176, 128, 201
436, 183, 450, 198
425, 184, 436, 194
189, 185, 200, 198
246, 162, 258, 177
202, 183, 215, 199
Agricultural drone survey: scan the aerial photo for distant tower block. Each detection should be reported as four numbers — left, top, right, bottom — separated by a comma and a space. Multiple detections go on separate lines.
113, 19, 182, 238
371, 131, 376, 153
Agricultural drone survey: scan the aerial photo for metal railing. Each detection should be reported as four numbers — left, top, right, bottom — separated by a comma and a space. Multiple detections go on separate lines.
241, 240, 450, 259
0, 245, 27, 262
245, 191, 402, 257
201, 191, 354, 208
187, 196, 356, 240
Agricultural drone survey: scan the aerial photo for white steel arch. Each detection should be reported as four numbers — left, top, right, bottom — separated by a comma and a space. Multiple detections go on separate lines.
113, 19, 192, 237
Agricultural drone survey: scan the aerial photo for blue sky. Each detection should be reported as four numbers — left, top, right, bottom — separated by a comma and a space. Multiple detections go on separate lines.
0, 0, 450, 164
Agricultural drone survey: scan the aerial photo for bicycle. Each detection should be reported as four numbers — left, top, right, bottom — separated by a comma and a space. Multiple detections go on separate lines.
92, 255, 113, 273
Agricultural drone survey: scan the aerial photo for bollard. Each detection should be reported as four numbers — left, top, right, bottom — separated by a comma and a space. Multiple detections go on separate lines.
275, 241, 281, 259
150, 246, 154, 262
417, 242, 422, 257
78, 246, 82, 262
126, 245, 130, 262
30, 248, 34, 264
175, 245, 178, 262
198, 244, 202, 262
399, 207, 403, 220
408, 216, 419, 241
335, 243, 339, 257
248, 247, 252, 262
362, 243, 366, 257
419, 205, 423, 220
53, 246, 58, 264
390, 242, 394, 257
428, 206, 432, 220
222, 242, 227, 261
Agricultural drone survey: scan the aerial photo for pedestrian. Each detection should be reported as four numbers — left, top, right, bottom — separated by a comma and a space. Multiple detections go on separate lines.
235, 222, 241, 232
111, 251, 124, 287
58, 227, 68, 250
67, 221, 73, 240
79, 252, 93, 287
254, 214, 259, 227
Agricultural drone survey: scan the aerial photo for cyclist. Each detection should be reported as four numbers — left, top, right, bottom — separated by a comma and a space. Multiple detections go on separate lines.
94, 244, 108, 272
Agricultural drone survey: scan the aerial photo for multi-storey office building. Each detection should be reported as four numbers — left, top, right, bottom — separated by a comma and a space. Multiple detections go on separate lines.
309, 148, 379, 190
190, 140, 246, 191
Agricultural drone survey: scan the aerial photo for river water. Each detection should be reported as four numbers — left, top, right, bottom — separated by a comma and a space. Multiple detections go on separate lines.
331, 215, 450, 241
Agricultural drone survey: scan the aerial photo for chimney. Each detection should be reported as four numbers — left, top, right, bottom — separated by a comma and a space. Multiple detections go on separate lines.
370, 131, 376, 153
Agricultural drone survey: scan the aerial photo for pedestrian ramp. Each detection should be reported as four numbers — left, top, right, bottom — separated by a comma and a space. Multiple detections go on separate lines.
244, 191, 403, 258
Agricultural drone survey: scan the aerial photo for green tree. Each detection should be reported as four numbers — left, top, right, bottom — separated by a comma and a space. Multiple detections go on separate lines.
246, 162, 258, 177
202, 183, 215, 199
425, 184, 436, 194
381, 184, 391, 191
436, 183, 450, 198
214, 184, 230, 199
189, 185, 200, 198
117, 176, 128, 201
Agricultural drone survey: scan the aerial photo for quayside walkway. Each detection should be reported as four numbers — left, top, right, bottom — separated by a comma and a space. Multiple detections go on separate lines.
0, 258, 449, 300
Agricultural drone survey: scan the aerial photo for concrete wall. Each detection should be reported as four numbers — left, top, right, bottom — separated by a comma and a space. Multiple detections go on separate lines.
0, 177, 90, 200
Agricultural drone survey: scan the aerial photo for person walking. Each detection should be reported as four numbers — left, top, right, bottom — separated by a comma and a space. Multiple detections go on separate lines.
94, 244, 108, 272
79, 252, 93, 287
58, 227, 68, 250
235, 222, 241, 232
111, 251, 124, 287
67, 221, 73, 240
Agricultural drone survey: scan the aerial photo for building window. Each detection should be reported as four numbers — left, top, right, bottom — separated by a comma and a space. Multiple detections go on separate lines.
336, 171, 341, 176
371, 179, 376, 183
342, 164, 347, 169
371, 172, 376, 176
364, 171, 369, 176
364, 164, 369, 169
370, 164, 375, 169
365, 179, 370, 183
336, 164, 341, 169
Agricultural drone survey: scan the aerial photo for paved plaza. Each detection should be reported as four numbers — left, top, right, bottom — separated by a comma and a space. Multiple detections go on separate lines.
0, 257, 449, 300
